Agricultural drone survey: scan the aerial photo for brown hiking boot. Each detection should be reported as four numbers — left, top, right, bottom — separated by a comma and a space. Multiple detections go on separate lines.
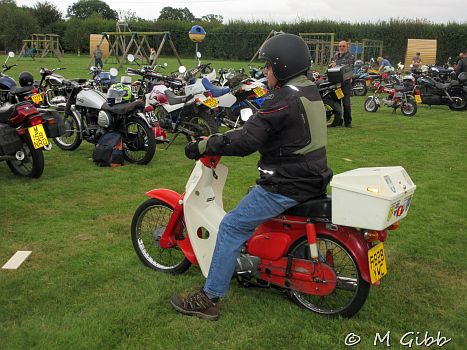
170, 289, 219, 321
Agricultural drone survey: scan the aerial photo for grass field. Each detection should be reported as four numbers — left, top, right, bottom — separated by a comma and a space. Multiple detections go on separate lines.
1, 55, 466, 349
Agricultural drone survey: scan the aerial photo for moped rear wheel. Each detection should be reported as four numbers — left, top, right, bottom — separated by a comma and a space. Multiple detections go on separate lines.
123, 117, 156, 165
287, 235, 370, 318
6, 137, 44, 178
53, 110, 82, 151
131, 198, 191, 273
400, 99, 417, 117
184, 112, 219, 141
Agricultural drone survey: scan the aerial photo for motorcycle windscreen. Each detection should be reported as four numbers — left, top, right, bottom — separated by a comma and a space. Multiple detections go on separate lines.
183, 161, 228, 277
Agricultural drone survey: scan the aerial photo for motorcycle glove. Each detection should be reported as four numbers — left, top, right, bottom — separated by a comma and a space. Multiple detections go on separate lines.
185, 141, 202, 160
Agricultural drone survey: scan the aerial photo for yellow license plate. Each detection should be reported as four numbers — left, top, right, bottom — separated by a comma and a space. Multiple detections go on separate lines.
253, 87, 265, 97
31, 93, 43, 104
414, 95, 422, 104
203, 97, 219, 108
368, 242, 387, 284
28, 124, 49, 149
366, 80, 371, 87
335, 88, 344, 99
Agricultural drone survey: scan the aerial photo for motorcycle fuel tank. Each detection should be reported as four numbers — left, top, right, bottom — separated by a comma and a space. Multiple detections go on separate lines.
76, 88, 107, 109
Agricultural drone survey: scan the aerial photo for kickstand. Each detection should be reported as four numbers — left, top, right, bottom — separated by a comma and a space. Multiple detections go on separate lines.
165, 131, 181, 150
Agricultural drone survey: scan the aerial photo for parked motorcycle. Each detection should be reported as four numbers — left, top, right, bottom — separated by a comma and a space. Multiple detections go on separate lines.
0, 52, 17, 104
364, 81, 417, 117
414, 73, 466, 111
316, 80, 344, 126
53, 80, 156, 164
131, 143, 416, 317
0, 101, 63, 178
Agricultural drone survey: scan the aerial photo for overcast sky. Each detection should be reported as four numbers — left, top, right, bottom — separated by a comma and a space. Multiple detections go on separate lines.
15, 0, 467, 24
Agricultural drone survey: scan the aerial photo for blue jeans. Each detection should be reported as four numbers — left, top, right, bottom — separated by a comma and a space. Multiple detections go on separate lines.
203, 186, 298, 297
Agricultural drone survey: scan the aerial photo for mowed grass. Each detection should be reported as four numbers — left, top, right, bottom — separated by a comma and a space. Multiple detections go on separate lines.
0, 55, 466, 349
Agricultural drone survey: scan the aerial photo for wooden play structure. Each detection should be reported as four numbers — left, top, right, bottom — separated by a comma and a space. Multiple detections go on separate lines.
299, 33, 384, 65
404, 39, 437, 68
18, 34, 64, 61
89, 22, 182, 69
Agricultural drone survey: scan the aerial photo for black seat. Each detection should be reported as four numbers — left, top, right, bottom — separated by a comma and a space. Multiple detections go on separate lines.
283, 195, 332, 220
165, 90, 193, 105
0, 103, 15, 122
435, 82, 451, 91
394, 85, 413, 92
101, 100, 145, 115
10, 86, 34, 95
201, 78, 230, 97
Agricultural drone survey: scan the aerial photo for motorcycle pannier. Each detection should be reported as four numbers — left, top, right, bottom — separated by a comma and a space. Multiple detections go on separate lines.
92, 131, 124, 167
0, 124, 23, 155
330, 167, 416, 230
41, 110, 65, 138
327, 65, 352, 83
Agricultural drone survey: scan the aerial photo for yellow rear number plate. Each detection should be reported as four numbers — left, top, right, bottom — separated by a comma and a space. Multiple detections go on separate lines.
253, 87, 265, 97
335, 88, 344, 99
368, 242, 387, 284
31, 93, 43, 104
414, 95, 422, 104
28, 124, 49, 149
203, 97, 219, 108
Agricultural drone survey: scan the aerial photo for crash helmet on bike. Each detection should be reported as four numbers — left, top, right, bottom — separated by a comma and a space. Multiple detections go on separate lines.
107, 83, 132, 105
18, 71, 34, 87
354, 60, 364, 67
457, 72, 467, 83
403, 74, 416, 87
258, 33, 311, 82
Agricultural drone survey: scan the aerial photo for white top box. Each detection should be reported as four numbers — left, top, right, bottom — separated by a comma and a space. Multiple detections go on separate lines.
330, 166, 416, 230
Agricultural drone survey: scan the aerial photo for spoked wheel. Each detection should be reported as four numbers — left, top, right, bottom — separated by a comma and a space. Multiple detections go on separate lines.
287, 235, 370, 317
53, 110, 82, 150
124, 117, 156, 165
400, 99, 417, 117
6, 137, 44, 178
364, 97, 379, 112
353, 81, 367, 96
131, 198, 191, 273
184, 113, 219, 141
323, 98, 341, 127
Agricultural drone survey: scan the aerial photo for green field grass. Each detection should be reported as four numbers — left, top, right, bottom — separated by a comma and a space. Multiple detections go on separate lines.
0, 55, 466, 349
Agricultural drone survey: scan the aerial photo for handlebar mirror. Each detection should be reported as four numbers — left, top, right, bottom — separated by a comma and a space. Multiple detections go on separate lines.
178, 66, 187, 74
8, 52, 15, 58
109, 68, 118, 77
196, 52, 202, 58
127, 54, 135, 62
240, 108, 253, 122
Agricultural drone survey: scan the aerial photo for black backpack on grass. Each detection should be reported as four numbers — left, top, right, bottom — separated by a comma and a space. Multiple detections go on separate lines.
92, 131, 124, 167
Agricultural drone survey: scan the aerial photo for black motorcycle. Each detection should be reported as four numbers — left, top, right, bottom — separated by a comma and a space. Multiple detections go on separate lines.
415, 73, 467, 111
316, 80, 344, 126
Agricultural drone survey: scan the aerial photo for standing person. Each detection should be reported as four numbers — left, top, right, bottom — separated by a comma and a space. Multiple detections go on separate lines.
455, 50, 467, 76
149, 47, 156, 66
411, 52, 422, 69
93, 44, 103, 68
170, 33, 333, 321
329, 40, 354, 128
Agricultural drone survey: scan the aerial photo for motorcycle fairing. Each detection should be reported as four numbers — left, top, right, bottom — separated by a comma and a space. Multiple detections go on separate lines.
183, 160, 228, 277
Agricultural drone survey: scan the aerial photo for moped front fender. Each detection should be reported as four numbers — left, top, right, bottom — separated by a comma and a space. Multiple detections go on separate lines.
315, 223, 371, 283
145, 188, 198, 265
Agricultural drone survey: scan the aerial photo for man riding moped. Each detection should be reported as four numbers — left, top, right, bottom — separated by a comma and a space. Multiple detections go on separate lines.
170, 33, 333, 321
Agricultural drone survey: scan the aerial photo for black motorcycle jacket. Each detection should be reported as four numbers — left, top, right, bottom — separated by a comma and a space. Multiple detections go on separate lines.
197, 74, 333, 203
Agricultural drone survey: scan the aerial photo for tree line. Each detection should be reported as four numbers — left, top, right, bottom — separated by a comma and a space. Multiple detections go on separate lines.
0, 0, 465, 65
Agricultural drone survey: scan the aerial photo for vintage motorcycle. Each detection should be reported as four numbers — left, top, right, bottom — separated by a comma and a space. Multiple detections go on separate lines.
131, 127, 416, 317
0, 101, 63, 178
364, 80, 418, 117
0, 52, 18, 104
53, 80, 156, 165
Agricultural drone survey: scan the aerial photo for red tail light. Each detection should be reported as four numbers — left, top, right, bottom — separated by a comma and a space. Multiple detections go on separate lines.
390, 89, 395, 97
365, 229, 387, 243
28, 115, 43, 126
144, 105, 154, 112
203, 91, 213, 98
245, 81, 252, 85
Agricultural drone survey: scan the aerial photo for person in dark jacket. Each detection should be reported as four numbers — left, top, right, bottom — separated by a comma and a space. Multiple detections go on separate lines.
455, 50, 467, 76
329, 41, 354, 127
170, 33, 333, 321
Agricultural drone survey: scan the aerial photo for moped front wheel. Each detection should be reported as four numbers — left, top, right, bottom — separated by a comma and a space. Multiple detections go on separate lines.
131, 198, 191, 273
286, 235, 370, 318
364, 97, 379, 113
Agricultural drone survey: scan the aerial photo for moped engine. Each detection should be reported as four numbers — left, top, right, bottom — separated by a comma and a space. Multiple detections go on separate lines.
235, 254, 261, 277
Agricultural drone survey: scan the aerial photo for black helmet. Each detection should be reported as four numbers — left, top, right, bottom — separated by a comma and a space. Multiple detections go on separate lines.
258, 33, 310, 81
19, 71, 34, 87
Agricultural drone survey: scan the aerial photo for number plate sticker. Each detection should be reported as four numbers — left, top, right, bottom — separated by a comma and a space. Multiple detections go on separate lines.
335, 88, 344, 99
31, 93, 43, 104
368, 242, 387, 284
414, 95, 422, 104
203, 97, 219, 108
253, 87, 265, 97
28, 124, 49, 149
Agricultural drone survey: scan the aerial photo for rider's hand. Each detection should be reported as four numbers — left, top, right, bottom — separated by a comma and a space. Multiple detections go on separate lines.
185, 141, 202, 160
